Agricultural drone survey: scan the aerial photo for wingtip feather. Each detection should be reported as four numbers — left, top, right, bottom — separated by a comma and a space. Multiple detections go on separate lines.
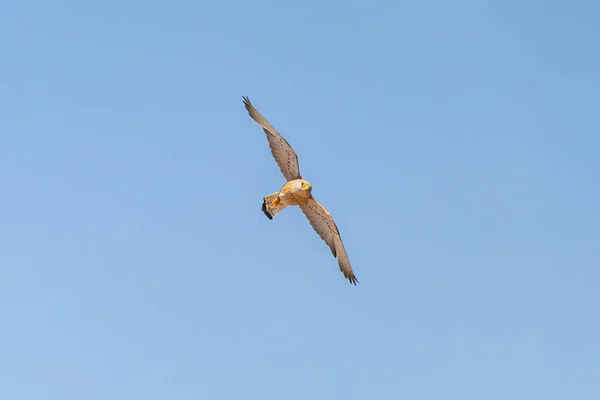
346, 273, 359, 285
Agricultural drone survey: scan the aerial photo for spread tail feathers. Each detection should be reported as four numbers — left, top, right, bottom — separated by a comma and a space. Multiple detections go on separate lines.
262, 192, 286, 219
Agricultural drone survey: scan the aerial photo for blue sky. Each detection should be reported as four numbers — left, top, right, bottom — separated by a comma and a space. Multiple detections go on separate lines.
1, 1, 599, 399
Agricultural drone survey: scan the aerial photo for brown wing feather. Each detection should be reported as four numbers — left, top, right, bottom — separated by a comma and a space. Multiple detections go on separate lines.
242, 96, 301, 181
299, 198, 358, 285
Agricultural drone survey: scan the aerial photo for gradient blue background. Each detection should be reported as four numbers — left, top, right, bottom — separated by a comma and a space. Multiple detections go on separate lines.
1, 1, 599, 399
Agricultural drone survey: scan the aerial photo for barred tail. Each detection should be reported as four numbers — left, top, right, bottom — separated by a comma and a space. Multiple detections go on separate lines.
262, 192, 285, 219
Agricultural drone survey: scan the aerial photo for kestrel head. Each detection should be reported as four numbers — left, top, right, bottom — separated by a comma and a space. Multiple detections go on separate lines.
297, 180, 312, 194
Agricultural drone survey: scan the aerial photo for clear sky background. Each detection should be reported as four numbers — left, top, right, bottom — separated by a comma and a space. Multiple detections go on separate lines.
1, 1, 599, 399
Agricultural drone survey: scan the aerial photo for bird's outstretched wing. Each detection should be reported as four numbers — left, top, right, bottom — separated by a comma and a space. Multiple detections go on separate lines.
299, 198, 358, 285
242, 96, 301, 182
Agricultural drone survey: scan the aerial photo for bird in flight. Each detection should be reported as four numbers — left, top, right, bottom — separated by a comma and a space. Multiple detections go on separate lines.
242, 96, 358, 285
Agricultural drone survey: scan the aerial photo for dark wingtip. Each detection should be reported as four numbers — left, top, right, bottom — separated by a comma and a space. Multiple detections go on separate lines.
261, 198, 273, 220
242, 95, 255, 118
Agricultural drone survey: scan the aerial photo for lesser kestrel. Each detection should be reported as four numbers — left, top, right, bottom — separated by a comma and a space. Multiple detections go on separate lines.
243, 96, 358, 285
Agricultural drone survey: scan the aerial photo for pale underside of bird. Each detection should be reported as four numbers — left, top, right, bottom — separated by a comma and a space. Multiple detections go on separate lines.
242, 96, 358, 285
